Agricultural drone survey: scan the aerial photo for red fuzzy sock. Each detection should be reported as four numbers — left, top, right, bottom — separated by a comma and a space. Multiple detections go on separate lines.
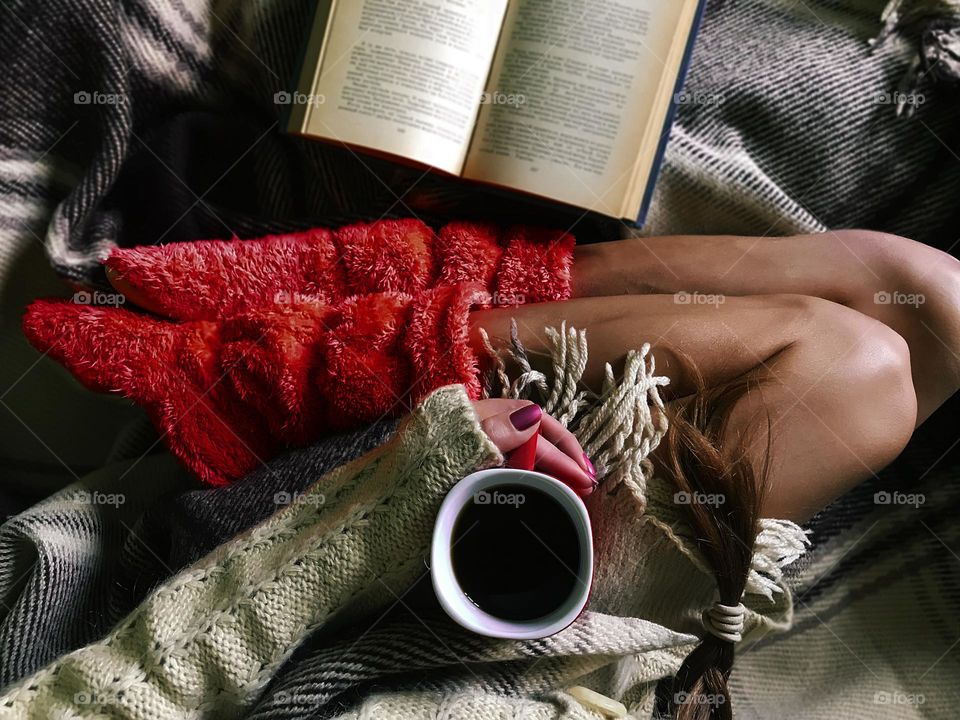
24, 286, 487, 485
335, 218, 437, 296
434, 221, 503, 290
25, 218, 576, 485
219, 303, 335, 445
105, 219, 574, 320
495, 225, 575, 306
105, 227, 345, 321
22, 300, 275, 485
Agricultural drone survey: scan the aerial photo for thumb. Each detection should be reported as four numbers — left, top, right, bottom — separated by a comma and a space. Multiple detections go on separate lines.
478, 403, 542, 455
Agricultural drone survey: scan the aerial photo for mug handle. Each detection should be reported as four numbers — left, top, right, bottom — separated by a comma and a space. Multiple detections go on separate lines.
506, 428, 539, 471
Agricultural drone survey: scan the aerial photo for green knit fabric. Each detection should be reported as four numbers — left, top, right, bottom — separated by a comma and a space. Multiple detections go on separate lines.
0, 384, 502, 720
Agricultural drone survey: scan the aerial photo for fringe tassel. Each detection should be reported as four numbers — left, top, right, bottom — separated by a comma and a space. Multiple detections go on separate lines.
871, 0, 960, 116
481, 320, 668, 485
482, 321, 810, 597
748, 519, 812, 600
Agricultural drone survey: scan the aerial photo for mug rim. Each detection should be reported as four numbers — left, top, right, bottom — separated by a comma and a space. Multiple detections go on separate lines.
430, 467, 593, 639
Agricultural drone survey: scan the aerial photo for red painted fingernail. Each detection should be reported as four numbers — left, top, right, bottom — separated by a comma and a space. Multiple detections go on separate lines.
582, 453, 596, 477
558, 467, 595, 495
509, 404, 542, 430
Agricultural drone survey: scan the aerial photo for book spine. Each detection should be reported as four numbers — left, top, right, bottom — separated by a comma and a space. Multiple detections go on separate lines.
287, 0, 337, 135
634, 0, 709, 228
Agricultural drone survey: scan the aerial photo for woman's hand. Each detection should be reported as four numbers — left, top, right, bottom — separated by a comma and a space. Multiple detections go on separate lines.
471, 399, 596, 497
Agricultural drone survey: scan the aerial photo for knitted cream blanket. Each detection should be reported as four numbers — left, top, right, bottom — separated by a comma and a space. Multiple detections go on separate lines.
0, 327, 808, 719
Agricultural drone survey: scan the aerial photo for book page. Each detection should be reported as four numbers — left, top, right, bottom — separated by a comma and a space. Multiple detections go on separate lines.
302, 0, 508, 175
462, 0, 694, 216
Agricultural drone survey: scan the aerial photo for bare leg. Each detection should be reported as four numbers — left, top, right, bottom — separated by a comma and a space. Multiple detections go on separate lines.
573, 230, 960, 423
471, 293, 916, 522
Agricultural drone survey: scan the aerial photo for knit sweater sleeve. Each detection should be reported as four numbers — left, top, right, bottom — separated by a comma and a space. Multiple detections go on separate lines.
0, 385, 502, 720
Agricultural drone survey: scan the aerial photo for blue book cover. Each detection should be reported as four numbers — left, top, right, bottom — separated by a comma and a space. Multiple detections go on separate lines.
635, 0, 709, 227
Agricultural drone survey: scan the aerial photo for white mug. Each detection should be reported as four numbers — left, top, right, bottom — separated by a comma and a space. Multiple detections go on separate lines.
430, 467, 593, 639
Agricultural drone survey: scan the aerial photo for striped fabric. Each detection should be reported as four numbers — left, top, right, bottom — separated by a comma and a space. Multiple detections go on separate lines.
730, 425, 960, 720
0, 418, 397, 685
643, 0, 960, 245
0, 454, 194, 687
2, 0, 958, 288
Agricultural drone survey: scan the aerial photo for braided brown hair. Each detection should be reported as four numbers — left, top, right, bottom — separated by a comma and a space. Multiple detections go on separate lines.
659, 364, 771, 720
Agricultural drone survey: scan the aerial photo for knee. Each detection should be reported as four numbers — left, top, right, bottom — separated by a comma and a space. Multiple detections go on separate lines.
833, 230, 960, 370
832, 229, 960, 306
795, 295, 917, 469
829, 229, 921, 265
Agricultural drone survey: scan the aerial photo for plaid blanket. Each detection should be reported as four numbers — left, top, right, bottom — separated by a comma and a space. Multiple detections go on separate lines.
1, 0, 959, 718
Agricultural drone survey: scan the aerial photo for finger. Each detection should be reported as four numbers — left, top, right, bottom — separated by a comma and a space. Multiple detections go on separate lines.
539, 412, 595, 477
535, 437, 595, 497
471, 397, 538, 422
479, 402, 542, 455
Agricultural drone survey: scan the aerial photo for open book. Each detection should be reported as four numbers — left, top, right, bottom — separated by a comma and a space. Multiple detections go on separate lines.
288, 0, 706, 223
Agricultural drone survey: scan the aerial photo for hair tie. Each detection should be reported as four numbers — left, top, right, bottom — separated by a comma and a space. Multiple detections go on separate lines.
702, 602, 746, 643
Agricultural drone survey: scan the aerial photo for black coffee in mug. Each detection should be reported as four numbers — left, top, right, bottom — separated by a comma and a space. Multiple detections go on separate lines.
451, 483, 582, 621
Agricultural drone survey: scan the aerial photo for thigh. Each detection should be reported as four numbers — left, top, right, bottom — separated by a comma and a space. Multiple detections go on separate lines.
471, 293, 917, 521
573, 231, 960, 423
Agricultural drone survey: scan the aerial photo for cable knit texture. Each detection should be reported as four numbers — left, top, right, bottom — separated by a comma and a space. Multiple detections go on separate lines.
21, 218, 574, 486
0, 385, 503, 719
